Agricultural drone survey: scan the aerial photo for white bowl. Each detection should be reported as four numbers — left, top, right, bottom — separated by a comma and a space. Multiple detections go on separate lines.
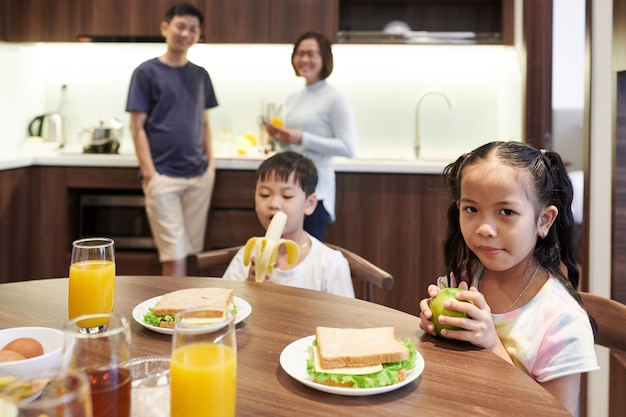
0, 327, 65, 379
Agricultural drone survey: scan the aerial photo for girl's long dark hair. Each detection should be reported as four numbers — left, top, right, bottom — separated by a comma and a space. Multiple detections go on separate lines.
443, 141, 596, 333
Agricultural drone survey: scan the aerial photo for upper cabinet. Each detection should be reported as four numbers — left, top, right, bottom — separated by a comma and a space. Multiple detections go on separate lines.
1, 0, 85, 42
1, 0, 511, 44
268, 0, 339, 43
0, 0, 339, 43
338, 0, 514, 45
203, 0, 338, 43
79, 0, 204, 40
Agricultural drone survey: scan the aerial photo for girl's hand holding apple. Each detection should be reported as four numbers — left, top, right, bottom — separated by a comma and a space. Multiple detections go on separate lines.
419, 282, 469, 336
420, 287, 512, 363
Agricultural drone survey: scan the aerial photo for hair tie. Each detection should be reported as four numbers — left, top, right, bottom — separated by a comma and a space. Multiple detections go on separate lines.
540, 149, 547, 155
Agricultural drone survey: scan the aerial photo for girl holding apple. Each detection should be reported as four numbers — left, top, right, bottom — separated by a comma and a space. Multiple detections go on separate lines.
418, 141, 598, 416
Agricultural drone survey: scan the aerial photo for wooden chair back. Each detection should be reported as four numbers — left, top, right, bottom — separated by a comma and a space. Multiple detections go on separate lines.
580, 291, 626, 352
324, 243, 393, 302
191, 244, 393, 303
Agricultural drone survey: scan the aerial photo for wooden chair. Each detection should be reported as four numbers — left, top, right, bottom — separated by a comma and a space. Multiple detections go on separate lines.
580, 291, 626, 352
578, 292, 626, 416
191, 244, 393, 303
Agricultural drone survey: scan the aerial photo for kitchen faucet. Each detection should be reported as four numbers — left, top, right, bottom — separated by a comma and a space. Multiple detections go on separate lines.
414, 90, 452, 158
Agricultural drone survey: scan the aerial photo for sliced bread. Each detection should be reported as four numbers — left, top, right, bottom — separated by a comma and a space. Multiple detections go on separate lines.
315, 326, 409, 369
152, 287, 233, 318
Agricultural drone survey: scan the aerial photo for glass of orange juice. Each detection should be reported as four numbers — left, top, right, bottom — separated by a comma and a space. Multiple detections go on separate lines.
68, 237, 115, 333
170, 307, 237, 417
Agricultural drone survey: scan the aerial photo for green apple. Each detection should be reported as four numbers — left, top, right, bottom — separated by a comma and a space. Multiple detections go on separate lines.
430, 287, 471, 336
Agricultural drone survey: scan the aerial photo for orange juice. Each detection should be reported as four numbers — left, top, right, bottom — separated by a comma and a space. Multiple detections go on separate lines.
170, 343, 236, 417
270, 116, 283, 127
69, 260, 115, 322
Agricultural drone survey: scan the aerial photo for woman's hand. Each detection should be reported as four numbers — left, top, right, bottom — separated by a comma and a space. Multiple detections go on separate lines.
266, 123, 302, 145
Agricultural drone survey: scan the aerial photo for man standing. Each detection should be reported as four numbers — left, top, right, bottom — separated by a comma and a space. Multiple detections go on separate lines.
126, 3, 217, 276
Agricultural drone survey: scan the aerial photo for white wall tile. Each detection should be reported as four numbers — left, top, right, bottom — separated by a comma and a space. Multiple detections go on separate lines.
1, 42, 522, 161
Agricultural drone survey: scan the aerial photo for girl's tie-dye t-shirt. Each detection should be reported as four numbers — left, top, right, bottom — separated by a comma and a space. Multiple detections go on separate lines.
438, 272, 598, 382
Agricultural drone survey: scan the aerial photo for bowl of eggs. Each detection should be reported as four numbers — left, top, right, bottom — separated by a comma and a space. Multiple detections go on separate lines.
0, 327, 65, 379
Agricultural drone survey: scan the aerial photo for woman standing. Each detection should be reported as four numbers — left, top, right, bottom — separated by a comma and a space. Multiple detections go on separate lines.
266, 31, 357, 242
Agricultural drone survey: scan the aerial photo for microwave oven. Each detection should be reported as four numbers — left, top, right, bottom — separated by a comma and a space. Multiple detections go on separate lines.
79, 194, 156, 250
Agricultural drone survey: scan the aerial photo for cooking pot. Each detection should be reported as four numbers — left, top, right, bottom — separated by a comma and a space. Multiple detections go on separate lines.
80, 119, 122, 154
28, 113, 64, 146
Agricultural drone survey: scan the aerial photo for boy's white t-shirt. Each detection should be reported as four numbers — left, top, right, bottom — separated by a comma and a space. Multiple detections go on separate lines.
223, 234, 355, 298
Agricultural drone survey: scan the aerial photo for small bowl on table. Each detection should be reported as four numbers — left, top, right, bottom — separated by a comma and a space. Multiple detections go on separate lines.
0, 326, 65, 380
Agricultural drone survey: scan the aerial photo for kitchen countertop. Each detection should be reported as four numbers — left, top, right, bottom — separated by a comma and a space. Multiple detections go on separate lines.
0, 146, 449, 175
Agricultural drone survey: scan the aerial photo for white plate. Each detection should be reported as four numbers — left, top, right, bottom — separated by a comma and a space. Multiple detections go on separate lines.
279, 335, 424, 396
132, 295, 252, 335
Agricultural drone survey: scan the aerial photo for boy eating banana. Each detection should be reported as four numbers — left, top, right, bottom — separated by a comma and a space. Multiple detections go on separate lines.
223, 151, 355, 298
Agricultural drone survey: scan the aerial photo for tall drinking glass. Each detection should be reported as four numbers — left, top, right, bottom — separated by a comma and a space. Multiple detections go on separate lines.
69, 237, 115, 334
170, 307, 237, 417
14, 370, 93, 417
65, 312, 131, 417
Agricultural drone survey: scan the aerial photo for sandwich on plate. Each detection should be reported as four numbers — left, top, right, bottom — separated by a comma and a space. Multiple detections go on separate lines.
307, 326, 417, 388
142, 287, 236, 329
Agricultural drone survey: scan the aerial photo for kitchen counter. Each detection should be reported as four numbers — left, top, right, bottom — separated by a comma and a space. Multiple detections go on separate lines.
0, 147, 448, 174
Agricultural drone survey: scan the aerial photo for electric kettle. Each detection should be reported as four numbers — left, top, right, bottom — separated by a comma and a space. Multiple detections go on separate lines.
28, 113, 64, 146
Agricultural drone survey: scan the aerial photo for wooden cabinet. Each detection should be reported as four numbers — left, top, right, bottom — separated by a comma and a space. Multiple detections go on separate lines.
81, 0, 201, 39
202, 0, 273, 43
0, 0, 338, 43
1, 0, 515, 44
327, 172, 448, 314
268, 0, 339, 43
338, 0, 514, 45
0, 168, 31, 283
203, 0, 339, 43
1, 0, 85, 42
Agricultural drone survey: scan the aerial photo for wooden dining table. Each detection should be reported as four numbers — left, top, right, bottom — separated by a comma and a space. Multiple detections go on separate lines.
0, 276, 570, 416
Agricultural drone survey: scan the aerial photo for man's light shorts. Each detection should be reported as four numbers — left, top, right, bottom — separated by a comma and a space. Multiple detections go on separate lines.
142, 168, 215, 262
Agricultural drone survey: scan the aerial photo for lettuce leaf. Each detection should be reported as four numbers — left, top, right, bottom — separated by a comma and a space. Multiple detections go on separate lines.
142, 302, 238, 327
142, 307, 174, 327
306, 338, 417, 389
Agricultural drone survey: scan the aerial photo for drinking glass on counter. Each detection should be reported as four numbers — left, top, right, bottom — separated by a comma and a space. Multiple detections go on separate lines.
258, 100, 283, 150
64, 312, 131, 417
170, 307, 237, 417
68, 238, 115, 334
13, 370, 93, 417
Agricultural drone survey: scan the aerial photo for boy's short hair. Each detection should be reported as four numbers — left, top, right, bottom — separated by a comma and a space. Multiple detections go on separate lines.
256, 151, 318, 196
164, 3, 204, 26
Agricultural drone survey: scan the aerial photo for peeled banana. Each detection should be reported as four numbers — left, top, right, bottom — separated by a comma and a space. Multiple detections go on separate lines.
243, 211, 299, 282
0, 376, 52, 417
0, 375, 41, 401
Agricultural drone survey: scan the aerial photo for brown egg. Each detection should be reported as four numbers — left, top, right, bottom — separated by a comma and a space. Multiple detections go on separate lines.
1, 337, 44, 359
0, 350, 27, 362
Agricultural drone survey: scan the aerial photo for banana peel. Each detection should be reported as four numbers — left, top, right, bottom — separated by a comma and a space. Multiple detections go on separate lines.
0, 375, 47, 402
243, 211, 299, 282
